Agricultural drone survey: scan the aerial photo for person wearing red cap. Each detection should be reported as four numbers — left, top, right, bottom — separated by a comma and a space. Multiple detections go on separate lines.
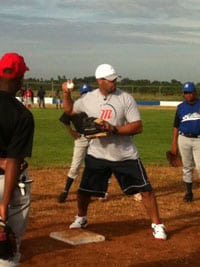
0, 52, 34, 265
0, 52, 29, 79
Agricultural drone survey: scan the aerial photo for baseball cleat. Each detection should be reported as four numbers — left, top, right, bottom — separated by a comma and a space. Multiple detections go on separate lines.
57, 191, 68, 203
151, 223, 167, 240
69, 215, 88, 229
183, 192, 193, 202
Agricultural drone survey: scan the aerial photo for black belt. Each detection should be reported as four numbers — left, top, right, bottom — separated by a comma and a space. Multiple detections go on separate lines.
0, 169, 4, 175
179, 132, 200, 138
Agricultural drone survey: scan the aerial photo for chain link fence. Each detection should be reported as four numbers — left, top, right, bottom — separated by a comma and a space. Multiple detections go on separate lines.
20, 81, 199, 102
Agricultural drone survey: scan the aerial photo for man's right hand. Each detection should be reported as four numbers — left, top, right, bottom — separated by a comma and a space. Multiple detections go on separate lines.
62, 81, 74, 115
62, 80, 74, 93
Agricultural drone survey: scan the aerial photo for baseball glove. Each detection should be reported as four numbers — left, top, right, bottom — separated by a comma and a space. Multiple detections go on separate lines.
82, 117, 108, 139
166, 151, 182, 167
0, 220, 16, 260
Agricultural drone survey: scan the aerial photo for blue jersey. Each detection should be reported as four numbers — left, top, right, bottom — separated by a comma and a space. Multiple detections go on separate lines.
174, 99, 200, 135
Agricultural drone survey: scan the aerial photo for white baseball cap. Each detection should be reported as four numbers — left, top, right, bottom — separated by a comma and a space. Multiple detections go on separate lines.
95, 64, 119, 81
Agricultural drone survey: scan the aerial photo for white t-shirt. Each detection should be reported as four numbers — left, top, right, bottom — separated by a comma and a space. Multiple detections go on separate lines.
74, 88, 141, 161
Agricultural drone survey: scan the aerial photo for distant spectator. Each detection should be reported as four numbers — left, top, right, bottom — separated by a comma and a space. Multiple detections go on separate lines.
18, 87, 26, 104
29, 87, 34, 104
37, 86, 45, 108
24, 87, 34, 108
55, 89, 62, 109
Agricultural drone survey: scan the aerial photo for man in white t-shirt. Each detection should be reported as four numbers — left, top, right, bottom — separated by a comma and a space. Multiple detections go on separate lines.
62, 64, 167, 240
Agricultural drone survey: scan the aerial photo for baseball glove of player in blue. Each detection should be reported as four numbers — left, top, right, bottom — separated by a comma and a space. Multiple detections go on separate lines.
166, 151, 182, 167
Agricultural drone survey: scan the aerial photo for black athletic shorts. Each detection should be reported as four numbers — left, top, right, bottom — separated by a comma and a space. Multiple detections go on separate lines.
78, 155, 153, 197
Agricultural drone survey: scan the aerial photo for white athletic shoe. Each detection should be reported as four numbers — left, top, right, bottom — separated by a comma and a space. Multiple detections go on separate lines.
151, 223, 167, 240
98, 193, 108, 202
69, 215, 88, 229
133, 193, 142, 202
0, 259, 15, 267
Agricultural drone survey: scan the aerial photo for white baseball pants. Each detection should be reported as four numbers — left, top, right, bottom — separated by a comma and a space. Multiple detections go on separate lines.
0, 170, 31, 266
178, 135, 200, 183
68, 135, 89, 179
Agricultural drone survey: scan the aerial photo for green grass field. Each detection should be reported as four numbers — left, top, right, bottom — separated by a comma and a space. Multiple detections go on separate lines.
28, 107, 176, 169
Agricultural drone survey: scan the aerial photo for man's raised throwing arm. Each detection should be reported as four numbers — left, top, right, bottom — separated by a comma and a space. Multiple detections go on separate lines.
62, 81, 75, 115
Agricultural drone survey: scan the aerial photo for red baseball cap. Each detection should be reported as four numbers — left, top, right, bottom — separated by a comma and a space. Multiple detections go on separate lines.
0, 52, 29, 79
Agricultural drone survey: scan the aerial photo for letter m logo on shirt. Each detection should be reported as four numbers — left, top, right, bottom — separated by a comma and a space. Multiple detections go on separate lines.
100, 109, 112, 120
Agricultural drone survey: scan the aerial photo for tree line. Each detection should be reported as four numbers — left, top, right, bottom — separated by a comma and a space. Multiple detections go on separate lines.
23, 76, 200, 99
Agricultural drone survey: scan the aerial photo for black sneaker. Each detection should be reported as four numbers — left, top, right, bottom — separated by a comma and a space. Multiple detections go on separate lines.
183, 192, 193, 202
57, 192, 68, 203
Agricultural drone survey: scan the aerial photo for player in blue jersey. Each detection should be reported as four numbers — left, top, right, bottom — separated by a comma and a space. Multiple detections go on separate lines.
170, 82, 200, 202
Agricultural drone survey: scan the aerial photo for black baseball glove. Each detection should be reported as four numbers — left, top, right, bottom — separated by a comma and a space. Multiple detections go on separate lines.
0, 220, 16, 260
82, 117, 108, 139
166, 151, 182, 167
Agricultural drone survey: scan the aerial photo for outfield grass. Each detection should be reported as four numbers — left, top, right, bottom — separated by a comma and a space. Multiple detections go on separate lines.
28, 107, 176, 169
134, 108, 175, 165
29, 108, 73, 169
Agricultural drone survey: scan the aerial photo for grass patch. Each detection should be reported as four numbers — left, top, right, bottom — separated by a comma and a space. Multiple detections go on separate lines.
28, 107, 176, 169
134, 109, 175, 165
30, 108, 74, 169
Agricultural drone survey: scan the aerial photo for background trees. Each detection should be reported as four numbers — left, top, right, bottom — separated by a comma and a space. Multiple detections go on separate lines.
22, 76, 198, 101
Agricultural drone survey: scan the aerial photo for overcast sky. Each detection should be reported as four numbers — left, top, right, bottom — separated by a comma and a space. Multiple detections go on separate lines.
0, 0, 200, 82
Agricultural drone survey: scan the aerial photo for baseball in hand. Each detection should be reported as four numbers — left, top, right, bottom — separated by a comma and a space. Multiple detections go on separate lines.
66, 80, 74, 90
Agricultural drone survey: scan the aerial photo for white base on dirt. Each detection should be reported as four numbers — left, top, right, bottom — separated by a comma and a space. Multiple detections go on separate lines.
49, 229, 105, 245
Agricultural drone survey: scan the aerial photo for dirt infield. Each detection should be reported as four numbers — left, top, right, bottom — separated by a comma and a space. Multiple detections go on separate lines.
20, 167, 200, 267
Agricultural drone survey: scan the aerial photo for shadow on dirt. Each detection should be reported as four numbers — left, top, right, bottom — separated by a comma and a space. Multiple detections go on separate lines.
128, 249, 200, 267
